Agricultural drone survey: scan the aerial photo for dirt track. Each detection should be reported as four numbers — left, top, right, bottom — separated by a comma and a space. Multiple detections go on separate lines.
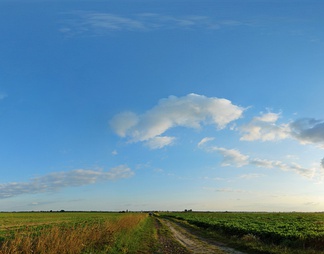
160, 218, 246, 254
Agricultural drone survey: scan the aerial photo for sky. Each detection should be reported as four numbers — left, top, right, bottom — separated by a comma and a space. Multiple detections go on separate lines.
1, 0, 324, 212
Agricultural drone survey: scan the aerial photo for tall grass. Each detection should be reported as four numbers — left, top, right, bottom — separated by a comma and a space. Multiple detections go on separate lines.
108, 214, 158, 253
0, 213, 148, 254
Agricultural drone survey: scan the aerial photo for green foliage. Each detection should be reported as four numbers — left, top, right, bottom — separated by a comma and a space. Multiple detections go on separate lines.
161, 212, 324, 252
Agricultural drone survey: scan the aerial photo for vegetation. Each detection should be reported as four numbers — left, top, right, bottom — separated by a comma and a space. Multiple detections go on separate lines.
160, 212, 324, 253
0, 212, 156, 254
2, 211, 324, 253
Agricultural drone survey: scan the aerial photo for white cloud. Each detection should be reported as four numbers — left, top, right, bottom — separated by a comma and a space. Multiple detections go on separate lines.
211, 147, 249, 167
255, 112, 279, 122
198, 138, 248, 167
198, 141, 316, 179
240, 113, 324, 148
240, 112, 290, 141
198, 137, 215, 148
110, 94, 244, 149
144, 136, 175, 149
250, 159, 315, 178
110, 111, 139, 138
0, 165, 133, 199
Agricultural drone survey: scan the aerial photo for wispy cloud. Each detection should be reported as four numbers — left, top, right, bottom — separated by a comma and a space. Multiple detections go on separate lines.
0, 165, 133, 199
198, 137, 215, 147
110, 93, 244, 149
239, 173, 265, 179
60, 12, 146, 36
213, 147, 249, 167
60, 12, 246, 36
198, 138, 316, 179
144, 136, 175, 149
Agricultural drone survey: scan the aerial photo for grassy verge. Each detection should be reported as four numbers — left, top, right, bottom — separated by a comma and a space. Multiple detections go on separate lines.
107, 215, 158, 254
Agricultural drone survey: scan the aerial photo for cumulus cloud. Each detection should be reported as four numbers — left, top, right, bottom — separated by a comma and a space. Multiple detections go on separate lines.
110, 94, 244, 149
0, 165, 133, 199
198, 138, 316, 178
290, 118, 324, 146
240, 113, 324, 148
110, 112, 139, 138
240, 112, 290, 141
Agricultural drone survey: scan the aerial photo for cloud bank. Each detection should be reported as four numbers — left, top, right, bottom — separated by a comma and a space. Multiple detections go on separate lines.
110, 93, 244, 149
0, 165, 133, 199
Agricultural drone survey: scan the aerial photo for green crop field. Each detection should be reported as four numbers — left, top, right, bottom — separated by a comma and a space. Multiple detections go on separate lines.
161, 212, 324, 253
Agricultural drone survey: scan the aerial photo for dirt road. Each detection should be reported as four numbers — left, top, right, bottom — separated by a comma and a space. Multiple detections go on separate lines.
159, 218, 246, 254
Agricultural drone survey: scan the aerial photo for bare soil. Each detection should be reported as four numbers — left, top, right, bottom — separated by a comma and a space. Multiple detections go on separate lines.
158, 218, 247, 254
154, 217, 191, 254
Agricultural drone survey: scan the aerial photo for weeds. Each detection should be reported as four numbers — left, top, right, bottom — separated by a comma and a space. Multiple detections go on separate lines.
0, 213, 148, 254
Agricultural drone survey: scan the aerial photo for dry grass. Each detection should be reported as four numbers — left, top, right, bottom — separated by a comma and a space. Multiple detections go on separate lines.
0, 214, 146, 254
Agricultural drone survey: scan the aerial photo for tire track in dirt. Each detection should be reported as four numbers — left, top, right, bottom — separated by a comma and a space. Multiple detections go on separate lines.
161, 219, 246, 254
154, 217, 190, 254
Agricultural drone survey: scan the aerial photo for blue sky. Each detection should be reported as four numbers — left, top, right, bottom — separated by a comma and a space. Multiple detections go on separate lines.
1, 0, 324, 211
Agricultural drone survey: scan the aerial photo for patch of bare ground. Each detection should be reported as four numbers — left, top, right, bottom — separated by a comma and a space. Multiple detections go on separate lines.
160, 218, 247, 254
154, 217, 191, 254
